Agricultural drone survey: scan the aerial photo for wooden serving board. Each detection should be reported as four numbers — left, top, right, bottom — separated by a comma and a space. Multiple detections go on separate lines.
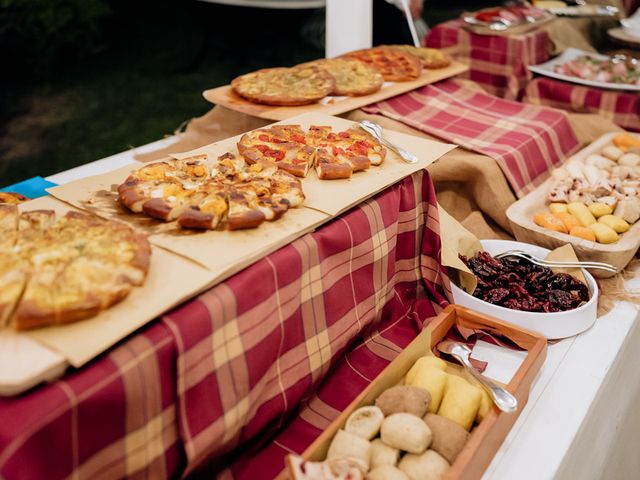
280, 305, 547, 480
203, 60, 468, 121
506, 132, 640, 278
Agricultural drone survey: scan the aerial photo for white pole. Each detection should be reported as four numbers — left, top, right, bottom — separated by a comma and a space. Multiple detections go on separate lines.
325, 0, 373, 58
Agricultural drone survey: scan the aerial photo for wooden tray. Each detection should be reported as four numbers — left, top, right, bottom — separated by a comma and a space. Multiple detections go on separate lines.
506, 132, 640, 278
202, 61, 468, 121
281, 304, 547, 480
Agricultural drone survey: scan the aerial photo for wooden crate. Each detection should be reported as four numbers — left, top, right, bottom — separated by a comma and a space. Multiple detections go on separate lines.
281, 304, 547, 479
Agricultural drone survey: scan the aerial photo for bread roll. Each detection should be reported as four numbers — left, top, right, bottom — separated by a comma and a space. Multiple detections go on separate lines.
398, 449, 450, 480
423, 413, 469, 464
380, 413, 432, 454
327, 429, 371, 470
405, 365, 448, 413
375, 385, 431, 417
370, 438, 400, 468
437, 375, 482, 431
366, 464, 410, 480
475, 387, 493, 423
345, 406, 384, 440
406, 356, 447, 383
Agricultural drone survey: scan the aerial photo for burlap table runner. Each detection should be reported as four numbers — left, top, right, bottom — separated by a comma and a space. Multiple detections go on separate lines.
135, 105, 620, 236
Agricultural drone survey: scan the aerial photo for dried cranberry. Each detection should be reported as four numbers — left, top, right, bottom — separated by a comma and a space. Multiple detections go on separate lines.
458, 251, 590, 313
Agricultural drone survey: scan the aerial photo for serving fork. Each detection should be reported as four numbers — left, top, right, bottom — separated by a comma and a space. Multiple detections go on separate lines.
494, 250, 618, 274
359, 120, 419, 164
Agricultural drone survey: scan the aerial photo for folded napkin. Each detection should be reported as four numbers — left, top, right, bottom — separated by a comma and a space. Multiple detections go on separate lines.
363, 80, 580, 197
0, 176, 58, 199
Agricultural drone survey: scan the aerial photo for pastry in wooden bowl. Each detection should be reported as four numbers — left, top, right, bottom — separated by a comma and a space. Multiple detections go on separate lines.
0, 205, 151, 330
231, 65, 335, 106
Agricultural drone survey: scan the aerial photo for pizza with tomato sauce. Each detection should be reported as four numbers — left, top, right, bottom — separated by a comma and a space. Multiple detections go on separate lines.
340, 47, 422, 82
117, 152, 305, 231
237, 125, 316, 178
307, 126, 386, 180
237, 124, 386, 180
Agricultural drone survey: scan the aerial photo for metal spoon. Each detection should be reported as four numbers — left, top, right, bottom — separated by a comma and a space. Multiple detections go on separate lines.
359, 120, 419, 164
494, 250, 618, 274
436, 340, 518, 413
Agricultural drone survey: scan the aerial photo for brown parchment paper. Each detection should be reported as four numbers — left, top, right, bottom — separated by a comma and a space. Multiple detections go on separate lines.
48, 113, 456, 271
9, 196, 215, 368
171, 112, 457, 216
439, 204, 483, 294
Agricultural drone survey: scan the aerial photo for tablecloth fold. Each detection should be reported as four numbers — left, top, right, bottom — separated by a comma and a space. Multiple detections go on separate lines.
363, 80, 580, 198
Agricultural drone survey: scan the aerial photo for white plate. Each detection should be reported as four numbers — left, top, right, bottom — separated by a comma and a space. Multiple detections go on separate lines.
450, 240, 598, 340
528, 47, 640, 92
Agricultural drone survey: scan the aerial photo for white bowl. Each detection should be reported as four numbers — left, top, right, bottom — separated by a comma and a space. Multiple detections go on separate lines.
450, 239, 598, 340
621, 18, 640, 38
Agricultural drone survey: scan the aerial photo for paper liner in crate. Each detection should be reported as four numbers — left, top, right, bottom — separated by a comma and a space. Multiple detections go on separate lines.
282, 305, 547, 480
438, 206, 598, 339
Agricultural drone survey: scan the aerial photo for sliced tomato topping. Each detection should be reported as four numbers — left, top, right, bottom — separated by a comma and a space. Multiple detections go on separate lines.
266, 149, 285, 160
258, 134, 270, 142
338, 131, 350, 139
332, 146, 346, 156
291, 134, 306, 143
255, 144, 269, 153
347, 140, 370, 155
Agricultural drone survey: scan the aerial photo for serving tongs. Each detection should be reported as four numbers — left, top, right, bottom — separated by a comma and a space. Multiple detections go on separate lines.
436, 340, 518, 413
359, 120, 419, 164
494, 249, 618, 274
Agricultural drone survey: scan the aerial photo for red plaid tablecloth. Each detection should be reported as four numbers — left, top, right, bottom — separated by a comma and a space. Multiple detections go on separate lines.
425, 19, 551, 100
363, 80, 580, 198
524, 76, 640, 132
0, 170, 449, 480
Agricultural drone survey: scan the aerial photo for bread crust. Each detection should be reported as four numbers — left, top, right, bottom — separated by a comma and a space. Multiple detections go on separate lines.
384, 44, 451, 69
0, 192, 29, 204
316, 156, 353, 180
341, 47, 422, 82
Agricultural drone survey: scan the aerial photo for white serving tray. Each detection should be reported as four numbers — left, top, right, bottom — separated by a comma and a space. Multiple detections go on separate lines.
528, 47, 640, 92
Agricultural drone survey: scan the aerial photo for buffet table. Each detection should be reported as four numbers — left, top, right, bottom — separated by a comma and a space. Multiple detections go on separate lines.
39, 133, 640, 480
2, 81, 640, 479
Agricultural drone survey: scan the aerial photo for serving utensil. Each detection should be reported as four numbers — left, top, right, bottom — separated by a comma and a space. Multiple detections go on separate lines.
494, 249, 618, 274
359, 120, 419, 164
462, 15, 511, 31
436, 340, 518, 413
